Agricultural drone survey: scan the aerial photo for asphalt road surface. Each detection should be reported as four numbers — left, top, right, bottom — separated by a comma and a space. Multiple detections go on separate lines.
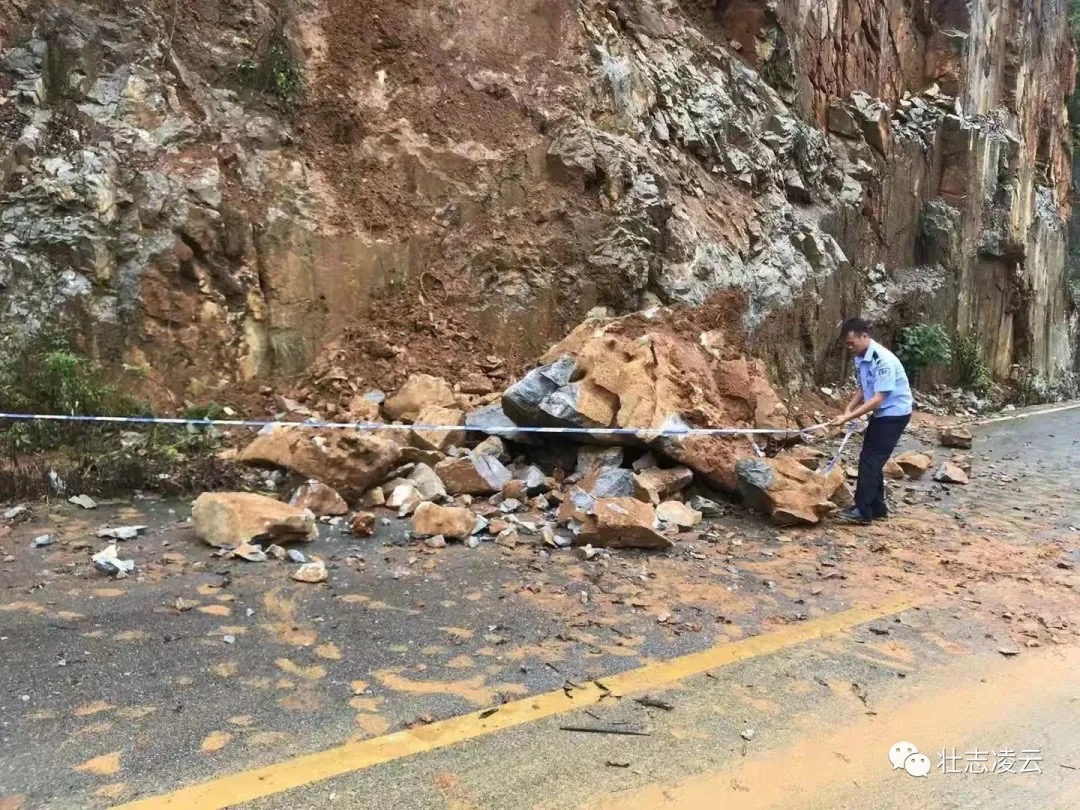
1, 403, 1077, 809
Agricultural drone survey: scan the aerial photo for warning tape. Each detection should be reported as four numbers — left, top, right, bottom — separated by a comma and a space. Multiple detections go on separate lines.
0, 411, 829, 439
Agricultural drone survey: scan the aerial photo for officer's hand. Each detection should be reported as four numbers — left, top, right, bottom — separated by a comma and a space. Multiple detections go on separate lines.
829, 414, 849, 428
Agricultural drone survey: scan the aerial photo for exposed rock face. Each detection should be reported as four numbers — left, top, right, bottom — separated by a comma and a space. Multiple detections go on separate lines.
0, 0, 1074, 405
192, 492, 317, 547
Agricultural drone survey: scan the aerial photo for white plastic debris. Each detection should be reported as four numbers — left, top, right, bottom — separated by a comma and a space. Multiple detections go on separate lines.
96, 525, 146, 541
92, 544, 135, 576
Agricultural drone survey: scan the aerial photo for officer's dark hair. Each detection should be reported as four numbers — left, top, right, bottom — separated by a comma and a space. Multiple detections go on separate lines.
840, 317, 872, 338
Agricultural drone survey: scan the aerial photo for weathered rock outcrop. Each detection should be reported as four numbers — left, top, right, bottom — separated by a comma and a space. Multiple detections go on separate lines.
1, 0, 1075, 406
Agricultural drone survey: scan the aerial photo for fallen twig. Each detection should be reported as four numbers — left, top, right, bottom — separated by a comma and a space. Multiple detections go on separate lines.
560, 724, 650, 736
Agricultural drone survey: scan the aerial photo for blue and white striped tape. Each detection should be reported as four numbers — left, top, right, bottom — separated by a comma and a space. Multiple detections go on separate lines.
0, 411, 829, 439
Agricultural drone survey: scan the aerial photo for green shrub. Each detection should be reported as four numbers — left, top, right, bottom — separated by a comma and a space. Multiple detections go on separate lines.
896, 324, 952, 383
953, 331, 992, 393
0, 335, 237, 498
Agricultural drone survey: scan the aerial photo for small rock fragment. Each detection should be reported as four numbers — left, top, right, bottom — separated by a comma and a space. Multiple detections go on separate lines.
69, 494, 97, 509
32, 534, 53, 548
192, 492, 317, 547
350, 511, 376, 537
495, 528, 520, 549
435, 453, 513, 495
883, 459, 904, 480
96, 525, 147, 541
633, 466, 694, 504
933, 462, 969, 485
230, 542, 268, 562
292, 558, 328, 583
286, 549, 307, 564
424, 535, 448, 549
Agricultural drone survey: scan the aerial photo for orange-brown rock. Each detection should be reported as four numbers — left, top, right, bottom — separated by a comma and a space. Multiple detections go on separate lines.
384, 374, 456, 422
345, 395, 381, 422
239, 428, 401, 498
192, 492, 318, 547
349, 510, 376, 537
577, 497, 672, 549
632, 466, 694, 504
735, 456, 848, 525
655, 500, 702, 528
894, 452, 933, 480
411, 502, 476, 539
289, 481, 349, 516
434, 453, 512, 495
409, 405, 466, 452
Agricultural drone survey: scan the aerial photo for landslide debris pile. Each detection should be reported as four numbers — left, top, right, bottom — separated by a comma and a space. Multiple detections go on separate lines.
222, 309, 853, 556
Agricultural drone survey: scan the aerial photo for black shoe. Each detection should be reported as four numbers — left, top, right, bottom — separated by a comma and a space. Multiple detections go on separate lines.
872, 510, 889, 521
837, 507, 872, 525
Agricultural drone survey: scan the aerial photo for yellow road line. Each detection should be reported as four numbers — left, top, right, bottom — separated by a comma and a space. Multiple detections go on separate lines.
113, 594, 916, 810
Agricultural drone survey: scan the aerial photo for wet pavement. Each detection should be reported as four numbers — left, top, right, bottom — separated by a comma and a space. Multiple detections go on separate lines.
0, 404, 1078, 809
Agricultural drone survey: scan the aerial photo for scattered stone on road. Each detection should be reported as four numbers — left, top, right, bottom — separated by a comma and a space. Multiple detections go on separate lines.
934, 462, 969, 485
96, 525, 146, 541
940, 425, 974, 449
412, 502, 478, 540
292, 557, 328, 583
656, 500, 703, 528
349, 510, 376, 537
68, 494, 97, 509
735, 457, 848, 525
92, 544, 135, 576
894, 451, 933, 479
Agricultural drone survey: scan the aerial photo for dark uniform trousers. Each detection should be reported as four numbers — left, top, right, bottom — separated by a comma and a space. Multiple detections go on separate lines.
855, 414, 911, 518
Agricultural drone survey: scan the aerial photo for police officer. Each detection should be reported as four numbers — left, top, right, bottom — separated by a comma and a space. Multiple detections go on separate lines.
829, 318, 913, 524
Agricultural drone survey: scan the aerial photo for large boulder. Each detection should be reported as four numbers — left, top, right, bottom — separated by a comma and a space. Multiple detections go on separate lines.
192, 493, 318, 547
239, 428, 401, 498
735, 457, 848, 525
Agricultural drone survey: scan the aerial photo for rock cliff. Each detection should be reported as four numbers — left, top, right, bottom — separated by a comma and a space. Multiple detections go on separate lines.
1, 0, 1076, 409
